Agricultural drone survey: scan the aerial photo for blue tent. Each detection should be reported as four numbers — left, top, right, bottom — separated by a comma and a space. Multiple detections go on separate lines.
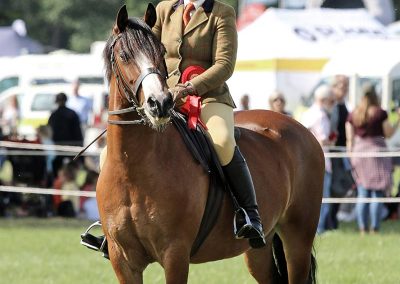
0, 26, 43, 56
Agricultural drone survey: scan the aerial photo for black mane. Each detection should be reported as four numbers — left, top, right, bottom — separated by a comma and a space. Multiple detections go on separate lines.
104, 17, 166, 83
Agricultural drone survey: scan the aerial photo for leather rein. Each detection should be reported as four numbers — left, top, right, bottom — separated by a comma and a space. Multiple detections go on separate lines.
107, 33, 167, 126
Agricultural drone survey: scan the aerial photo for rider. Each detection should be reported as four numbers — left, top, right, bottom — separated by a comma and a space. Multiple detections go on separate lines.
81, 0, 265, 255
154, 0, 265, 247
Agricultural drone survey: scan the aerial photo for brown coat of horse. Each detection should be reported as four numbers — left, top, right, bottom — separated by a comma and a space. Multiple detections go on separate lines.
97, 5, 324, 284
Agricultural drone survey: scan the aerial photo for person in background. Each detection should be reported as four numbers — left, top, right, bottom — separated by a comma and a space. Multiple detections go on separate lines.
328, 75, 354, 230
48, 93, 83, 178
1, 95, 19, 137
240, 94, 250, 110
80, 170, 100, 221
56, 162, 80, 217
346, 83, 398, 234
268, 90, 291, 116
301, 84, 336, 234
67, 79, 92, 129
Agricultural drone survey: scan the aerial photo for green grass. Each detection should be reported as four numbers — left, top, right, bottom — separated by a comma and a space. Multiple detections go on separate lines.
1, 218, 399, 283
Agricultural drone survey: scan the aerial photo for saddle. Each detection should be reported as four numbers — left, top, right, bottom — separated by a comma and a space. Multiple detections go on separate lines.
171, 109, 241, 257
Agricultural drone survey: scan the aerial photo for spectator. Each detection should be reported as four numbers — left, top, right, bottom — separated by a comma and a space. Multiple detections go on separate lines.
36, 125, 55, 184
268, 90, 291, 116
48, 93, 83, 178
1, 95, 19, 137
67, 79, 92, 128
56, 162, 80, 217
80, 170, 99, 221
328, 75, 355, 230
346, 83, 398, 234
240, 94, 250, 110
301, 84, 335, 234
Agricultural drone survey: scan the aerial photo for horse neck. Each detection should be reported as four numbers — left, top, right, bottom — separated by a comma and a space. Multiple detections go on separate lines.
107, 78, 158, 160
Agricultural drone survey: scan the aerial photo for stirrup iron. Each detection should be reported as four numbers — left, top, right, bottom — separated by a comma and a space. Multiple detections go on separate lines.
233, 207, 252, 239
80, 221, 108, 258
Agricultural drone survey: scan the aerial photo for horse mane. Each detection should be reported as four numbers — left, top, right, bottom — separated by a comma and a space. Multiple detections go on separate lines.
103, 17, 166, 83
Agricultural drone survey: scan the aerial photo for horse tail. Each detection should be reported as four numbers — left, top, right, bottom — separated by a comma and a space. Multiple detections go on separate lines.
271, 233, 288, 283
271, 234, 318, 284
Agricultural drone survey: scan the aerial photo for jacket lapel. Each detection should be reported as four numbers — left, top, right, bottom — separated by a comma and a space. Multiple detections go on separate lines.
183, 6, 208, 36
170, 4, 184, 37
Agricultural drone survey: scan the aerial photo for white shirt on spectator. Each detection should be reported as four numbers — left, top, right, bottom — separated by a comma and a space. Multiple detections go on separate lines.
301, 103, 332, 173
67, 95, 92, 125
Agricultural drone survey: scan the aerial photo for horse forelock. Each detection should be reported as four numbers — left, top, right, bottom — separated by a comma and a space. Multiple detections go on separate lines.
104, 17, 166, 83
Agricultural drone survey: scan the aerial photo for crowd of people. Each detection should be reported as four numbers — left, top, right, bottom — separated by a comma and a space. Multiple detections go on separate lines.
0, 74, 399, 234
0, 81, 103, 220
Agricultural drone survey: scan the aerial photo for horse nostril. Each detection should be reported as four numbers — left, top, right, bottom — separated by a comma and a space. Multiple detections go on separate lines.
165, 92, 173, 109
147, 96, 157, 109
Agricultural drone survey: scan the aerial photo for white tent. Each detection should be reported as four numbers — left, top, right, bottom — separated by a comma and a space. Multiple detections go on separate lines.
228, 8, 389, 111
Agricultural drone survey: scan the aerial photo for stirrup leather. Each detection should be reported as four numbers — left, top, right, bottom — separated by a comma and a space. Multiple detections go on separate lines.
80, 221, 108, 256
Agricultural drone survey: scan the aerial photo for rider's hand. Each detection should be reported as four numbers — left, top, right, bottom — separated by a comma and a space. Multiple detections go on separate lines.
169, 82, 197, 102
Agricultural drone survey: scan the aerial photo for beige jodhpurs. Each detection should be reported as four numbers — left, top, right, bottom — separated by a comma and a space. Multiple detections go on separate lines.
99, 102, 236, 170
200, 102, 236, 166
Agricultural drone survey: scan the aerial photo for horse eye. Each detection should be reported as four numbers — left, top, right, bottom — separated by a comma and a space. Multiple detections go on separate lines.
119, 51, 128, 63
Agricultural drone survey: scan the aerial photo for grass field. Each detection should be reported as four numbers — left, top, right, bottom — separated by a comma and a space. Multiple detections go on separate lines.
1, 218, 399, 284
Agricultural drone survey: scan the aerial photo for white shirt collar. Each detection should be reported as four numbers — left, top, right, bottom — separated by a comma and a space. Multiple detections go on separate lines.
184, 0, 205, 10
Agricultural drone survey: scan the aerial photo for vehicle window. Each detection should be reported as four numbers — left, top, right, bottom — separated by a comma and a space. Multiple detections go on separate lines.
393, 78, 400, 109
31, 93, 56, 111
0, 76, 19, 94
78, 77, 104, 84
31, 78, 68, 85
356, 77, 382, 104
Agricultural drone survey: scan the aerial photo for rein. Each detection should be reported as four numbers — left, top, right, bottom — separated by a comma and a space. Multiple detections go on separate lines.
107, 33, 166, 126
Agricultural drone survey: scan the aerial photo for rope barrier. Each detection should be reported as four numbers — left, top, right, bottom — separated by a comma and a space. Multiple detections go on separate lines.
1, 185, 400, 204
0, 185, 96, 197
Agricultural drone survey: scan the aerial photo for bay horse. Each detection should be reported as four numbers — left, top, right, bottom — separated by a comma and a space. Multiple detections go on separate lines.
97, 4, 324, 284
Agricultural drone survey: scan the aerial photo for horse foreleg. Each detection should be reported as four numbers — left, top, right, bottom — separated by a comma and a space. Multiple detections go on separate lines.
107, 238, 144, 284
162, 244, 190, 284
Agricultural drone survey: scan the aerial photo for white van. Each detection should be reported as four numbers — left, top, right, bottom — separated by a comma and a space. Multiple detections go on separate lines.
321, 39, 400, 110
0, 84, 107, 140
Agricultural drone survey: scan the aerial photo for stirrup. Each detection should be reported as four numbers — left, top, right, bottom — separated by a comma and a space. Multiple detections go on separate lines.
80, 221, 109, 259
233, 207, 252, 239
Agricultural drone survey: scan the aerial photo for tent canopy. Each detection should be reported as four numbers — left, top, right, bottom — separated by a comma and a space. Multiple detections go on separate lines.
236, 8, 388, 68
0, 27, 43, 56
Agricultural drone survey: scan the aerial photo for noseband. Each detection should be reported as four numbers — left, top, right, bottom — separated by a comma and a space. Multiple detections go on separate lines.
108, 33, 166, 125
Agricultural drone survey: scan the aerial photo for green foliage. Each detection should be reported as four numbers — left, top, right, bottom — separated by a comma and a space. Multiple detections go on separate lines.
1, 218, 400, 283
0, 0, 238, 53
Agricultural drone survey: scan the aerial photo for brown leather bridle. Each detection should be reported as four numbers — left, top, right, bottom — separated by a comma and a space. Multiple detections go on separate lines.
107, 33, 168, 125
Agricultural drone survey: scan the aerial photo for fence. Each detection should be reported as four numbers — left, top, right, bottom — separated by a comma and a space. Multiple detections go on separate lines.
0, 141, 400, 204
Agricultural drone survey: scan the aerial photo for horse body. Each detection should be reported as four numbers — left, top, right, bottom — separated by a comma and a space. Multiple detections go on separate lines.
97, 5, 324, 283
98, 106, 324, 283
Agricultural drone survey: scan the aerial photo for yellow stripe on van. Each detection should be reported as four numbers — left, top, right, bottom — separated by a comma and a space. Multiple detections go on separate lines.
19, 118, 49, 128
235, 58, 329, 72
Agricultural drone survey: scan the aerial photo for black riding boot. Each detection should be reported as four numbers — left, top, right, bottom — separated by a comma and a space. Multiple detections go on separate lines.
223, 147, 266, 248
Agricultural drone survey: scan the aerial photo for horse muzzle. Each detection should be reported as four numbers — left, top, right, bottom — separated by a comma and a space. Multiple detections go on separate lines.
146, 92, 174, 124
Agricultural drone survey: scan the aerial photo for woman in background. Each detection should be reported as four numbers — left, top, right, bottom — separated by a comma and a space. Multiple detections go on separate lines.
346, 84, 398, 234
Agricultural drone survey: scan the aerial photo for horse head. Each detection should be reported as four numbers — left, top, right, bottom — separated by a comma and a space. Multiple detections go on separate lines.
104, 4, 173, 131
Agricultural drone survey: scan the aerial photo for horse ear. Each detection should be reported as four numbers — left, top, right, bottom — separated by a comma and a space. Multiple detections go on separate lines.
143, 3, 156, 29
114, 5, 129, 34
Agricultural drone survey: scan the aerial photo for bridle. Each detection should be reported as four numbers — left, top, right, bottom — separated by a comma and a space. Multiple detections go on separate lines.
107, 33, 167, 125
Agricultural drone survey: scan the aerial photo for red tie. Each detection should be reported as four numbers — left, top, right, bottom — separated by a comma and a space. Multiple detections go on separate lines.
183, 3, 195, 28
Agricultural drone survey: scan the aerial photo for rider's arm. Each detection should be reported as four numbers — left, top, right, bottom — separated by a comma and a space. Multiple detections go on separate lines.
189, 5, 237, 96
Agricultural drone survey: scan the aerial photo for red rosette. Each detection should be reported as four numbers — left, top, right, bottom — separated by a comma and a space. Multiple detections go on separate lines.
181, 65, 206, 83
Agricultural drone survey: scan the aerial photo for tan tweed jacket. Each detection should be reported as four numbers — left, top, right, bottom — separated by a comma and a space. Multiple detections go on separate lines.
153, 0, 237, 107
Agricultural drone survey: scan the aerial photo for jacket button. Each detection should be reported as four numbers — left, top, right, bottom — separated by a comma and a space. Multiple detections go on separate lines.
177, 38, 182, 43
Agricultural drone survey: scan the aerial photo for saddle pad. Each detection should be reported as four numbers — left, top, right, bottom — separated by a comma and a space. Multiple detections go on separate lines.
171, 110, 234, 257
